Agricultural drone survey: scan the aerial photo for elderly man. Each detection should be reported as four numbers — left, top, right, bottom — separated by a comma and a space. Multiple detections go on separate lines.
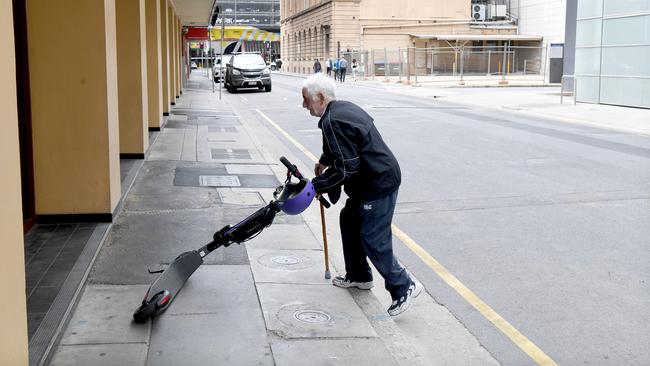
301, 73, 422, 316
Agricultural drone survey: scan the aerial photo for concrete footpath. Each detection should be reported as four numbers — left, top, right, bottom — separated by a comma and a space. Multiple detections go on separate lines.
45, 72, 498, 365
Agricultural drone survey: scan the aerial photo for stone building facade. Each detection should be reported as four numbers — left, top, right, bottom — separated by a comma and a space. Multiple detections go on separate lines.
280, 0, 521, 74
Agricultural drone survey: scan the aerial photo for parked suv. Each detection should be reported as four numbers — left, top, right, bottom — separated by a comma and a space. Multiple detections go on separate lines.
225, 53, 272, 93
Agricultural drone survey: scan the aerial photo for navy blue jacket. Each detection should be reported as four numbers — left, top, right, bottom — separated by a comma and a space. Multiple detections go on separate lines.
312, 101, 401, 202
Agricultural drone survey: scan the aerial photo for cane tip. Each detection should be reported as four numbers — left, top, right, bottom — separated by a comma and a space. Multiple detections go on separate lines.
324, 271, 331, 279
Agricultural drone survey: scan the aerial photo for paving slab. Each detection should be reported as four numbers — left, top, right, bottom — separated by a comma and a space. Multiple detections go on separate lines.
180, 127, 197, 161
124, 161, 220, 212
272, 339, 399, 366
248, 223, 322, 250
217, 189, 265, 205
248, 248, 331, 285
167, 114, 188, 121
59, 285, 150, 345
164, 265, 258, 316
372, 282, 501, 366
89, 209, 249, 284
49, 344, 148, 366
148, 130, 184, 161
257, 283, 377, 339
226, 164, 273, 175
147, 313, 272, 366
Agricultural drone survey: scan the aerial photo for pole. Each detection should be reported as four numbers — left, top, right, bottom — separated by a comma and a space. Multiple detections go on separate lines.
487, 50, 491, 75
220, 15, 224, 100
384, 47, 389, 82
459, 46, 465, 85
210, 27, 214, 93
319, 203, 331, 279
398, 47, 402, 83
499, 41, 509, 85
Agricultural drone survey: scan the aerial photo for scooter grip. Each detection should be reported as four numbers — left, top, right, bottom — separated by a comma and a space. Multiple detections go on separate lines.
319, 196, 331, 208
280, 156, 304, 179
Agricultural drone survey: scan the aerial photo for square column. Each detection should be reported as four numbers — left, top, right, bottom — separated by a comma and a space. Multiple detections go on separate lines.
168, 6, 177, 105
177, 16, 183, 94
159, 0, 170, 115
116, 0, 149, 157
27, 0, 121, 219
0, 0, 28, 363
145, 0, 163, 129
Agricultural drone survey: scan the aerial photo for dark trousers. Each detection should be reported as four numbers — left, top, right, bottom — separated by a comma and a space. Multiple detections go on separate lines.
339, 190, 410, 298
339, 67, 347, 82
326, 67, 331, 76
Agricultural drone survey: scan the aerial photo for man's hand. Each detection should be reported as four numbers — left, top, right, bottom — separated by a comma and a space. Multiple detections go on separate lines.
314, 162, 327, 176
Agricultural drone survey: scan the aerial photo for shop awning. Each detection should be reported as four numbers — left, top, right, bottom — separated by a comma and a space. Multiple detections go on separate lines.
411, 34, 543, 41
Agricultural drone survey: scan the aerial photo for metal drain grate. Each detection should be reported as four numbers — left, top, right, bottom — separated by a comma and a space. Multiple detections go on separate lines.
293, 310, 332, 324
199, 175, 241, 187
211, 148, 251, 160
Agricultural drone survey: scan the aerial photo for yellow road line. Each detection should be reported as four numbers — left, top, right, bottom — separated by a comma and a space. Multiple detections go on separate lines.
257, 108, 558, 366
391, 225, 558, 366
256, 109, 320, 162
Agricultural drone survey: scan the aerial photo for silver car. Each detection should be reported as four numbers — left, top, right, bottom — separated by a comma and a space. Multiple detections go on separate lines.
225, 53, 272, 93
213, 55, 233, 82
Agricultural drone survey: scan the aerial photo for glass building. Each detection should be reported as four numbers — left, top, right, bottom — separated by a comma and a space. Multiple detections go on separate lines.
217, 0, 280, 31
575, 0, 650, 108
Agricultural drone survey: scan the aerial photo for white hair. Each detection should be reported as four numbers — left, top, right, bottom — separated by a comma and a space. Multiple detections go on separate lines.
302, 73, 336, 102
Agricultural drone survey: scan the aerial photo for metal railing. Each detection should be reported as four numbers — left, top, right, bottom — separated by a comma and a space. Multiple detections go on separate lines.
340, 45, 548, 85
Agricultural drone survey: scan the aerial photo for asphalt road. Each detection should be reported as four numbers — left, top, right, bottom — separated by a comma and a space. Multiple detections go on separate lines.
223, 73, 650, 366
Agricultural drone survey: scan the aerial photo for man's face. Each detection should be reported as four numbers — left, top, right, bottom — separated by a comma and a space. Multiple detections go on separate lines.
302, 88, 327, 117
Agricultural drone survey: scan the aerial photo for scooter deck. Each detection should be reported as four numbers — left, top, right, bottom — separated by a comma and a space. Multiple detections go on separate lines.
133, 250, 203, 322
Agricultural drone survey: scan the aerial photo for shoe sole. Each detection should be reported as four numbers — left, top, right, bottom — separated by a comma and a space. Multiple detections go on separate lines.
332, 281, 373, 290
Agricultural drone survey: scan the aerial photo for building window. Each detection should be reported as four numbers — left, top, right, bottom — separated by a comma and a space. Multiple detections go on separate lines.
575, 0, 650, 108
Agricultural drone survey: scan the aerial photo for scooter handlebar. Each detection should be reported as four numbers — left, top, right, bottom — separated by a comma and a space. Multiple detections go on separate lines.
280, 156, 303, 179
279, 156, 331, 208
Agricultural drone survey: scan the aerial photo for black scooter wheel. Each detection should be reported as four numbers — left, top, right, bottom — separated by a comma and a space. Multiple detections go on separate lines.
133, 293, 163, 323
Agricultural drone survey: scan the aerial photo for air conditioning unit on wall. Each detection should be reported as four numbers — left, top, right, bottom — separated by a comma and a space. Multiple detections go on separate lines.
472, 4, 486, 21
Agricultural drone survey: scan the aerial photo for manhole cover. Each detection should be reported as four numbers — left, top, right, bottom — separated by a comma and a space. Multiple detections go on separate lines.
258, 253, 312, 270
271, 255, 302, 265
199, 175, 241, 187
293, 310, 331, 324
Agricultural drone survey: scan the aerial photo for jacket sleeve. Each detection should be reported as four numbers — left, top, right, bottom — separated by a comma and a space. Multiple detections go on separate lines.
312, 112, 361, 193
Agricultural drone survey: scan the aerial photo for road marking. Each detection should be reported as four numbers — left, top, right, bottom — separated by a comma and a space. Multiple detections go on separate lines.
391, 225, 558, 366
257, 108, 558, 366
240, 95, 249, 102
256, 109, 319, 162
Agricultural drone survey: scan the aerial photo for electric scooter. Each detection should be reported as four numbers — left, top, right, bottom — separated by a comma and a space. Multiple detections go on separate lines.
133, 156, 328, 323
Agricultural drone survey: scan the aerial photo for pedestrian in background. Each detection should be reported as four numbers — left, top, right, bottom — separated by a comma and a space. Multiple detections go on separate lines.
339, 57, 348, 82
313, 59, 322, 73
332, 58, 339, 81
326, 58, 331, 76
351, 59, 359, 81
300, 73, 423, 316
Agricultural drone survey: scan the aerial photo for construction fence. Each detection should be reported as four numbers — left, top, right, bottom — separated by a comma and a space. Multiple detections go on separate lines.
341, 45, 548, 84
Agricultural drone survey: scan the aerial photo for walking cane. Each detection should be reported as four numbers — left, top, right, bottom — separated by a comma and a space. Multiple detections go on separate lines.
319, 201, 331, 279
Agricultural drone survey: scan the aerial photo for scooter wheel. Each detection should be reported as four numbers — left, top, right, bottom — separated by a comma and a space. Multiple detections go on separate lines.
133, 292, 163, 323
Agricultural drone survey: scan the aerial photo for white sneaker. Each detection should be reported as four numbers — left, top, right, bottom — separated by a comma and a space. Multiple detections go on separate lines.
332, 275, 374, 290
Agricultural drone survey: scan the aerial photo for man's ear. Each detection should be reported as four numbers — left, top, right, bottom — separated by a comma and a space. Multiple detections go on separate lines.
317, 92, 326, 104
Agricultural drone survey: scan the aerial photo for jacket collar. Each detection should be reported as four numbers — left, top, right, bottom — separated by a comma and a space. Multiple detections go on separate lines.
318, 101, 334, 129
